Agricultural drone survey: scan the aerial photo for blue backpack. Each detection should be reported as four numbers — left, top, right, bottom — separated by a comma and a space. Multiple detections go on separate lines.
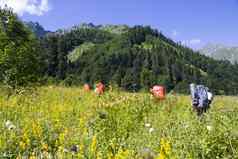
196, 85, 209, 108
190, 84, 209, 108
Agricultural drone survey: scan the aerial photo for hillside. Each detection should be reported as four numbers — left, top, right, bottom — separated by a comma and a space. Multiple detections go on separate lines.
39, 24, 238, 95
200, 43, 238, 63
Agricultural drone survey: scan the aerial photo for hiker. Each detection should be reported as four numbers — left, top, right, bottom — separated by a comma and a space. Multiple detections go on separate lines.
84, 83, 91, 91
190, 83, 213, 116
150, 85, 166, 100
95, 82, 105, 95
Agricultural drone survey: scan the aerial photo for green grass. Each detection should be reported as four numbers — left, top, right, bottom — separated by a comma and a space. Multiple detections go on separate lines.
0, 86, 237, 159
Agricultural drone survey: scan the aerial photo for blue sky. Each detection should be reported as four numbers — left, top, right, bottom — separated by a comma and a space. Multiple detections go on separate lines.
1, 0, 238, 49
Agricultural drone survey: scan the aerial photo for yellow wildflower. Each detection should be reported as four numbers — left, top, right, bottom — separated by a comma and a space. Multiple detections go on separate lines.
156, 138, 171, 159
90, 135, 97, 154
107, 151, 114, 159
79, 118, 85, 128
114, 148, 130, 159
22, 130, 30, 148
41, 142, 49, 151
156, 153, 166, 159
0, 137, 2, 148
58, 129, 68, 145
96, 151, 103, 159
32, 122, 42, 138
58, 146, 64, 153
29, 152, 37, 159
79, 143, 85, 155
19, 141, 26, 150
160, 138, 171, 154
29, 156, 37, 159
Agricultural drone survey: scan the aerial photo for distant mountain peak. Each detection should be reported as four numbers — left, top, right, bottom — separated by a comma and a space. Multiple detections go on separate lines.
200, 43, 238, 63
24, 21, 50, 37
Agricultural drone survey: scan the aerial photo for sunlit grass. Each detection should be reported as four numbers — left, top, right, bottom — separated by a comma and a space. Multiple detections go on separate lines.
0, 86, 237, 158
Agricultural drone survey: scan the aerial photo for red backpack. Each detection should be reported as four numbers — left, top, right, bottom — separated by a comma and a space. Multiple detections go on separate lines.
95, 82, 105, 95
150, 85, 166, 100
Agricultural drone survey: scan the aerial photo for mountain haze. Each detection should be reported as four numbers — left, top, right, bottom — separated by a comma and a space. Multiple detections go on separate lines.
200, 44, 238, 63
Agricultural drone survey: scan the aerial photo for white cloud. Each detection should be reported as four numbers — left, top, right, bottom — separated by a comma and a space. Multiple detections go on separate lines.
0, 0, 50, 16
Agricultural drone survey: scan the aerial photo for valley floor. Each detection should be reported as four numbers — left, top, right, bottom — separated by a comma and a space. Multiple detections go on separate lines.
0, 86, 237, 158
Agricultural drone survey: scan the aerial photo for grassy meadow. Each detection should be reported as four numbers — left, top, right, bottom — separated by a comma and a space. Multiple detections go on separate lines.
0, 86, 237, 159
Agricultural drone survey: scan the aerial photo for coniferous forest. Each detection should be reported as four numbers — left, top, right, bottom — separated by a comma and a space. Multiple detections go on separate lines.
1, 7, 238, 95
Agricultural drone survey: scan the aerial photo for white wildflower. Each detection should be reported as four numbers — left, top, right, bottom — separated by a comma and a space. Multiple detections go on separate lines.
184, 124, 189, 129
206, 125, 212, 131
145, 123, 151, 128
149, 127, 154, 133
5, 120, 12, 127
5, 120, 16, 130
63, 148, 69, 153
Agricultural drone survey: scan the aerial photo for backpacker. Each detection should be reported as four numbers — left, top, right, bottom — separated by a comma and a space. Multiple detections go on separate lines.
190, 84, 209, 108
95, 82, 105, 95
150, 85, 166, 100
196, 85, 209, 108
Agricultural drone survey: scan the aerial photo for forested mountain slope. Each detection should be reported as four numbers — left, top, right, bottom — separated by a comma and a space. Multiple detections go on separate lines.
39, 24, 238, 94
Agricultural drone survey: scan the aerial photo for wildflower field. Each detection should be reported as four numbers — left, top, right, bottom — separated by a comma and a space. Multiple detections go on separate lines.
0, 86, 238, 159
